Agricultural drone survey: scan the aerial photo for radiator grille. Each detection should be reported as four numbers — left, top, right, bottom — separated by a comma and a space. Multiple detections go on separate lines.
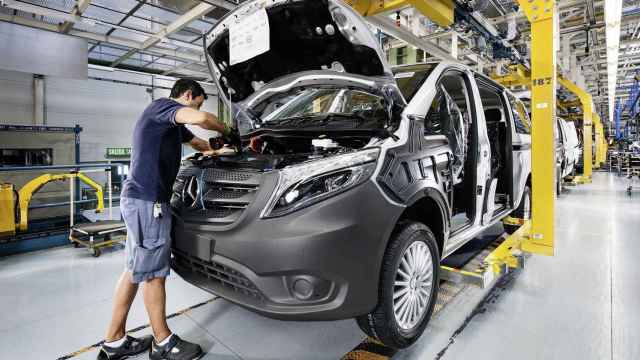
174, 167, 261, 224
173, 250, 265, 302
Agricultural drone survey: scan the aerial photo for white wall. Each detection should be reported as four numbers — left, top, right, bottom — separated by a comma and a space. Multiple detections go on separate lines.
0, 69, 33, 124
0, 68, 219, 162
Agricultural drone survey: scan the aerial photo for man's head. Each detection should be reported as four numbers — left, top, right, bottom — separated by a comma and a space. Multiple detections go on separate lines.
170, 79, 208, 110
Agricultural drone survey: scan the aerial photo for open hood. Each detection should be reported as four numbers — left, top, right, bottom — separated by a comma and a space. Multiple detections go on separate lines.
204, 0, 397, 115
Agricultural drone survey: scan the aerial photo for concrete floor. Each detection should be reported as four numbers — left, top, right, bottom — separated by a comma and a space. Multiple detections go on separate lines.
0, 172, 638, 359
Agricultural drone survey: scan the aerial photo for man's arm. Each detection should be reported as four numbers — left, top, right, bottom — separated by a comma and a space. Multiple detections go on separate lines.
188, 137, 211, 152
175, 107, 228, 134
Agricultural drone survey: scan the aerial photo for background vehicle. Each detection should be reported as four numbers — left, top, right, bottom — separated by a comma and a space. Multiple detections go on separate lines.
170, 0, 531, 349
556, 117, 580, 194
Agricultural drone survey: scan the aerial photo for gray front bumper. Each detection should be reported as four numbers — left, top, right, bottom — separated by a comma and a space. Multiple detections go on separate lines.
171, 180, 402, 321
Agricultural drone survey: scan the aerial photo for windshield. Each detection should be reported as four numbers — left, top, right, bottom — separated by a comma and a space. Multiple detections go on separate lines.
245, 87, 389, 134
393, 64, 438, 102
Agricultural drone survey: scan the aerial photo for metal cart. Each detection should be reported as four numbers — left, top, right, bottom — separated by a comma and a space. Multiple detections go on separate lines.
66, 167, 127, 257
69, 220, 126, 257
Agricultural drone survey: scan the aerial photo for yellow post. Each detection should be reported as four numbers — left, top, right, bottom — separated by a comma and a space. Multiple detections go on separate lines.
558, 76, 593, 182
517, 0, 556, 256
0, 183, 16, 235
592, 113, 606, 167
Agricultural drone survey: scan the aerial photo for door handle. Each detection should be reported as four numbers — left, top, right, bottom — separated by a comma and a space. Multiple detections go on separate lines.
483, 150, 488, 157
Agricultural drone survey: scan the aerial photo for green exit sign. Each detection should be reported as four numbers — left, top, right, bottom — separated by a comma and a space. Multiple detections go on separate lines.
106, 147, 131, 158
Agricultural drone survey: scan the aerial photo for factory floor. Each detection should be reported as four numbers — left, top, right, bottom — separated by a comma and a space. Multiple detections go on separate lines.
1, 172, 638, 360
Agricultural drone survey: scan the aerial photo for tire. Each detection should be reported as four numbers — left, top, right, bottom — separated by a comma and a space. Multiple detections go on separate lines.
505, 186, 531, 234
356, 221, 440, 349
556, 170, 562, 197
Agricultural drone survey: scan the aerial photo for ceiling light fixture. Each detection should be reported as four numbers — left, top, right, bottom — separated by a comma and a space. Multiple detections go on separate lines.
605, 0, 623, 123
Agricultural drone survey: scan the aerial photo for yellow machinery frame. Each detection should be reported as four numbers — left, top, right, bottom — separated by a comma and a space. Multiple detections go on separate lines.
469, 2, 559, 257
520, 0, 556, 256
347, 0, 559, 282
344, 0, 455, 27
494, 68, 601, 185
16, 173, 104, 232
557, 76, 595, 183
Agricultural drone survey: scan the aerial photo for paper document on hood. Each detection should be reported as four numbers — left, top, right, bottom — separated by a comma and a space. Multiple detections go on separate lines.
229, 8, 270, 66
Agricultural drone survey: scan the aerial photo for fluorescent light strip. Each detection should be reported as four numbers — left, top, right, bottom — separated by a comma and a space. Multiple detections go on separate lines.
605, 0, 623, 123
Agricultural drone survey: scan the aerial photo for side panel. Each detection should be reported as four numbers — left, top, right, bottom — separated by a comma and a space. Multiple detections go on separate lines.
505, 96, 531, 208
376, 117, 452, 238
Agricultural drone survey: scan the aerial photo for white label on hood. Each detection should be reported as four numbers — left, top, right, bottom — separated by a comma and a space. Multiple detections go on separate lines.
229, 8, 270, 66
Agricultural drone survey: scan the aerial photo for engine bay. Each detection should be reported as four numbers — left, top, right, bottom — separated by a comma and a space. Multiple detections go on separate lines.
186, 133, 375, 172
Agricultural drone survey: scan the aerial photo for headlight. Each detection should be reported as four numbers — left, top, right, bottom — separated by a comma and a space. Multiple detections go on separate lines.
261, 148, 380, 218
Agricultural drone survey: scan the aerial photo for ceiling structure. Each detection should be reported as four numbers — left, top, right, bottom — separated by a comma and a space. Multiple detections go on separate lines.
0, 0, 635, 125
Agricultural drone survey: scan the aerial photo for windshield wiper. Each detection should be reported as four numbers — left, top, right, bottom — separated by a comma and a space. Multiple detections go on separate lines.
265, 113, 377, 128
262, 114, 328, 128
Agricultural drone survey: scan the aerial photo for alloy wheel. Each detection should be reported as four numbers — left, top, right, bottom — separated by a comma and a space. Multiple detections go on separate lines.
393, 241, 434, 330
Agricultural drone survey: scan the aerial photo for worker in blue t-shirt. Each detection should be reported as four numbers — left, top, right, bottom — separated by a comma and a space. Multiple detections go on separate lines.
98, 79, 233, 360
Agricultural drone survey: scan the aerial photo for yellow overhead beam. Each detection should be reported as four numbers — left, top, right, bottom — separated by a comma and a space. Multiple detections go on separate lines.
345, 0, 455, 27
517, 0, 556, 257
492, 64, 531, 87
559, 100, 582, 108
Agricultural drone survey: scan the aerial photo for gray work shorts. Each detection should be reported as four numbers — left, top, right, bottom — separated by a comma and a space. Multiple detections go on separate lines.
121, 196, 172, 284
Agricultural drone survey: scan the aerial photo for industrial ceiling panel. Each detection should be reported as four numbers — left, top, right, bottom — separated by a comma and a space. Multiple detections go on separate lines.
154, 57, 184, 66
83, 5, 126, 25
72, 21, 113, 35
153, 0, 202, 15
91, 44, 130, 57
121, 58, 146, 67
23, 0, 75, 13
110, 28, 149, 43
166, 32, 200, 43
38, 15, 62, 25
120, 15, 163, 34
89, 53, 120, 62
91, 0, 139, 13
151, 63, 173, 71
187, 19, 214, 33
135, 4, 180, 23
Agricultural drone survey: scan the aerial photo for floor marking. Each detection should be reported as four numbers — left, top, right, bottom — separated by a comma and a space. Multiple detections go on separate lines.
342, 234, 509, 360
56, 297, 218, 360
341, 337, 397, 360
341, 281, 467, 360
433, 270, 519, 360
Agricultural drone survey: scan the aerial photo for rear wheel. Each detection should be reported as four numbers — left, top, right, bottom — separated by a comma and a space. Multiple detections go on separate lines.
505, 186, 531, 234
356, 221, 440, 349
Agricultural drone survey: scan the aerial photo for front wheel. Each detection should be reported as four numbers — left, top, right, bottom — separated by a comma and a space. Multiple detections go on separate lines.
505, 186, 531, 234
356, 221, 440, 349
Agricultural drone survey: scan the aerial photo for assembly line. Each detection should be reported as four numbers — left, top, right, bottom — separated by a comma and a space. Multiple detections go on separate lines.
1, 0, 639, 359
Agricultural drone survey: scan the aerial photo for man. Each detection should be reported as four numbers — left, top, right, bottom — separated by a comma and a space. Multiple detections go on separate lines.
98, 79, 232, 360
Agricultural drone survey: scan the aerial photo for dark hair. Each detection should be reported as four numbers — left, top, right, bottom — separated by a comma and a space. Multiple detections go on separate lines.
170, 79, 208, 100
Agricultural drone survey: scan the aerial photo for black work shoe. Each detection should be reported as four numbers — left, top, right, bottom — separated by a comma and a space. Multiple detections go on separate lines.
149, 335, 204, 360
97, 334, 153, 359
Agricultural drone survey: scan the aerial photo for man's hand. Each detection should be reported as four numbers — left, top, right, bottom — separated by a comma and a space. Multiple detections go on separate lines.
202, 146, 238, 157
222, 126, 241, 146
188, 137, 212, 153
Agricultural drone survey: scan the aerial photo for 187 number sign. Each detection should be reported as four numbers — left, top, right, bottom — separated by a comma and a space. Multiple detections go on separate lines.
532, 77, 552, 86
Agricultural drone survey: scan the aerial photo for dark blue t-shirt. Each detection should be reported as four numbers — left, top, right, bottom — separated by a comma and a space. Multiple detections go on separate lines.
122, 98, 194, 202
